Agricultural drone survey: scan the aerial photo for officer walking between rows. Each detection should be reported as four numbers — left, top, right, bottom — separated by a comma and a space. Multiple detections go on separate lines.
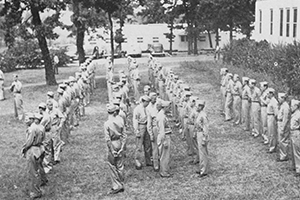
10, 74, 24, 121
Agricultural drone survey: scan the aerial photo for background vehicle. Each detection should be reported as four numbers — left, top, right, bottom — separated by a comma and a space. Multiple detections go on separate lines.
148, 43, 165, 57
126, 44, 142, 57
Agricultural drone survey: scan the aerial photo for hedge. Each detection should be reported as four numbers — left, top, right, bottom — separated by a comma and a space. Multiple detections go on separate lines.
0, 39, 71, 72
222, 38, 300, 95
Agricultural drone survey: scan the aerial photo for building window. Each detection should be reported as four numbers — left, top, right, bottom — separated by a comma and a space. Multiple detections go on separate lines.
293, 8, 297, 37
259, 9, 262, 34
270, 9, 273, 35
137, 37, 143, 43
180, 35, 187, 42
280, 8, 284, 36
287, 8, 290, 37
153, 37, 159, 43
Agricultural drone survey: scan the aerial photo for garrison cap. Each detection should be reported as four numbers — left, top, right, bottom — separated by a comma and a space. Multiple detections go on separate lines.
174, 75, 179, 80
141, 95, 151, 102
291, 99, 300, 107
59, 83, 67, 89
38, 102, 47, 109
268, 88, 275, 94
69, 76, 76, 82
227, 73, 233, 78
260, 81, 268, 87
149, 92, 157, 98
196, 100, 206, 106
249, 79, 256, 84
107, 104, 117, 113
47, 91, 54, 97
242, 77, 249, 83
278, 93, 287, 99
112, 99, 121, 105
161, 100, 171, 107
57, 88, 64, 94
233, 74, 239, 79
34, 113, 43, 120
185, 91, 192, 97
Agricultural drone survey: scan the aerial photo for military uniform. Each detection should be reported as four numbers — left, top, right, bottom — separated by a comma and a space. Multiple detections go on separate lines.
267, 91, 278, 153
249, 80, 261, 137
290, 100, 300, 174
224, 74, 233, 121
232, 75, 242, 124
0, 69, 5, 100
10, 77, 24, 120
241, 78, 251, 131
260, 82, 269, 143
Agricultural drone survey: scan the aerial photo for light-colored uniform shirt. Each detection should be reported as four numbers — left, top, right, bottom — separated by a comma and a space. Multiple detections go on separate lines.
277, 101, 290, 131
291, 109, 300, 131
250, 87, 261, 103
10, 80, 22, 93
147, 102, 158, 138
133, 104, 148, 134
242, 85, 251, 100
267, 97, 278, 115
156, 110, 172, 137
232, 81, 242, 96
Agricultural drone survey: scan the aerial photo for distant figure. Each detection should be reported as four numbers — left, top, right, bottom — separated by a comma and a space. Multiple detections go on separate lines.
93, 46, 99, 59
10, 74, 23, 121
53, 55, 59, 75
214, 44, 221, 61
0, 69, 5, 100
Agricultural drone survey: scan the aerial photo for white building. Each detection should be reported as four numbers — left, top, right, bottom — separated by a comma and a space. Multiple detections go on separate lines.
103, 23, 244, 52
253, 0, 300, 44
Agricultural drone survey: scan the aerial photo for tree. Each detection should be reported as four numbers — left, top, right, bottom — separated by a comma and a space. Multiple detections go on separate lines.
0, 0, 67, 85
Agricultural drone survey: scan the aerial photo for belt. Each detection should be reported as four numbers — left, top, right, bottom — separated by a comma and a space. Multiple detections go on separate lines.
267, 113, 274, 116
138, 122, 147, 125
242, 98, 248, 100
252, 101, 259, 103
261, 105, 267, 107
111, 136, 121, 141
165, 131, 172, 135
277, 119, 283, 122
232, 94, 240, 96
14, 91, 21, 94
0, 78, 3, 80
187, 123, 194, 125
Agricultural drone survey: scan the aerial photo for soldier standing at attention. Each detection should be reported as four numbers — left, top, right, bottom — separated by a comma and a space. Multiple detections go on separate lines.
220, 68, 228, 115
10, 74, 24, 121
266, 88, 278, 153
133, 95, 152, 169
156, 100, 172, 178
104, 104, 127, 194
224, 73, 233, 121
241, 77, 251, 131
276, 93, 291, 162
260, 82, 269, 144
290, 99, 300, 176
231, 74, 242, 125
194, 100, 209, 177
249, 79, 261, 138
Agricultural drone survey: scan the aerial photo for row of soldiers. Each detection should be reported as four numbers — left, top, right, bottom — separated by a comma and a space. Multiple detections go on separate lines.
220, 68, 300, 176
20, 55, 97, 199
103, 55, 210, 195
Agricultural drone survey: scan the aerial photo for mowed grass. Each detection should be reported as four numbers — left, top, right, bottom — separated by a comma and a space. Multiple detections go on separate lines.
2, 59, 300, 200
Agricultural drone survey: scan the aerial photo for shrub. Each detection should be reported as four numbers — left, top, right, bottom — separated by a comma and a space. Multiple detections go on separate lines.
223, 39, 300, 95
0, 39, 70, 72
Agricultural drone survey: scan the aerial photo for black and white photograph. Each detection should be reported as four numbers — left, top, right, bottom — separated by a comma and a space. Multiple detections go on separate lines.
1, 0, 300, 199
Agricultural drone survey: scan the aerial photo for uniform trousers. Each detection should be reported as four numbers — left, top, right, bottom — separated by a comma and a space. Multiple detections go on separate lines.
14, 93, 23, 120
241, 99, 251, 130
233, 95, 241, 124
251, 102, 261, 136
196, 131, 209, 175
278, 122, 290, 160
0, 80, 4, 100
157, 133, 171, 176
220, 86, 226, 112
108, 140, 124, 191
268, 115, 277, 152
135, 124, 152, 167
225, 93, 233, 120
291, 131, 300, 173
261, 106, 268, 142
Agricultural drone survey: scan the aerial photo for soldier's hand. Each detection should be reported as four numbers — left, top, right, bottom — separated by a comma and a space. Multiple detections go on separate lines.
136, 131, 141, 138
150, 135, 154, 142
112, 150, 119, 157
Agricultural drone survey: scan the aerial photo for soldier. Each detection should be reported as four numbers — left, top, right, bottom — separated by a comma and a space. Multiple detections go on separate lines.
46, 99, 65, 164
249, 79, 261, 137
76, 72, 85, 117
0, 68, 5, 100
232, 74, 242, 125
182, 91, 193, 156
290, 99, 300, 176
131, 63, 141, 103
106, 60, 114, 102
157, 64, 166, 100
148, 55, 155, 87
10, 74, 24, 121
104, 104, 127, 194
194, 100, 209, 177
186, 96, 199, 164
57, 88, 70, 144
133, 95, 152, 169
46, 91, 58, 110
260, 82, 269, 144
69, 76, 80, 127
266, 88, 278, 153
143, 85, 151, 96
147, 92, 159, 171
156, 100, 172, 178
276, 93, 290, 162
220, 68, 228, 114
112, 99, 127, 128
21, 113, 44, 199
224, 73, 233, 121
241, 77, 251, 131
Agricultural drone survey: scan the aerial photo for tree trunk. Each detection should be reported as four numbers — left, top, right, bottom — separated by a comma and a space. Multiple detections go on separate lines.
169, 20, 173, 55
72, 0, 85, 64
108, 12, 114, 64
215, 28, 219, 46
30, 4, 56, 85
193, 33, 198, 55
229, 22, 233, 41
207, 29, 213, 48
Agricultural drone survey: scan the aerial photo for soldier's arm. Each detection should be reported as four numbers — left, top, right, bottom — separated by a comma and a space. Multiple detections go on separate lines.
146, 109, 153, 140
132, 108, 139, 137
158, 117, 165, 138
282, 106, 290, 132
22, 130, 35, 153
104, 122, 113, 153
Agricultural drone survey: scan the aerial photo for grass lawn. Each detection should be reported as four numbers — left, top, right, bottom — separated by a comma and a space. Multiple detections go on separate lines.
1, 59, 300, 200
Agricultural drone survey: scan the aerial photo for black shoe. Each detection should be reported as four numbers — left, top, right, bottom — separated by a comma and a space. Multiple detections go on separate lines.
107, 188, 124, 195
40, 179, 48, 187
160, 173, 171, 178
195, 170, 201, 174
154, 167, 159, 172
135, 165, 142, 170
267, 151, 275, 154
146, 163, 153, 167
199, 173, 208, 178
276, 158, 288, 162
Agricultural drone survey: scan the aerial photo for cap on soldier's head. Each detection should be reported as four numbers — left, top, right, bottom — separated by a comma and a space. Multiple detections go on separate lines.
242, 77, 249, 83
177, 80, 184, 85
34, 113, 43, 120
13, 74, 18, 78
38, 102, 47, 109
227, 73, 233, 77
80, 64, 87, 70
196, 100, 206, 106
278, 92, 287, 99
117, 81, 124, 86
75, 72, 82, 78
183, 84, 190, 91
59, 83, 67, 89
174, 75, 179, 80
118, 70, 125, 74
191, 96, 199, 102
69, 76, 76, 82
291, 99, 300, 107
112, 99, 120, 105
63, 80, 70, 85
47, 91, 54, 98
141, 95, 151, 102
149, 92, 157, 98
260, 81, 268, 87
26, 112, 35, 119
249, 79, 256, 85
57, 88, 64, 94
144, 85, 150, 91
185, 91, 192, 97
162, 100, 171, 107
233, 74, 239, 79
112, 84, 119, 90
107, 104, 117, 113
268, 88, 275, 94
